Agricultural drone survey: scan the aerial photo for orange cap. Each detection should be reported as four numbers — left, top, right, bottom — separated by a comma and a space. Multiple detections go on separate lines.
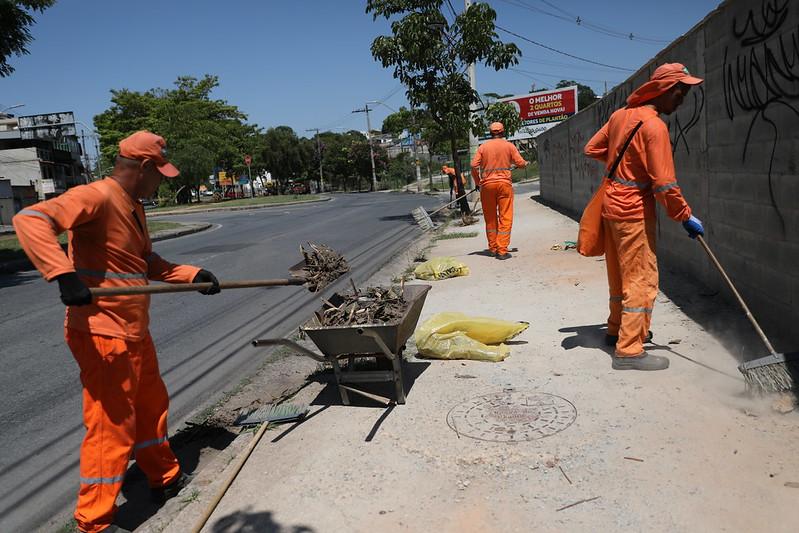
626, 63, 704, 106
489, 122, 504, 134
119, 131, 179, 178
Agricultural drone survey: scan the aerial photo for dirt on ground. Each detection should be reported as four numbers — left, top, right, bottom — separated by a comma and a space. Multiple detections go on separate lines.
144, 194, 799, 533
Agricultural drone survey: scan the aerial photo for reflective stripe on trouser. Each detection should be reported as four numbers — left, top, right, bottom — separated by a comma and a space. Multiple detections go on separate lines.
65, 329, 180, 533
603, 217, 658, 357
480, 181, 514, 255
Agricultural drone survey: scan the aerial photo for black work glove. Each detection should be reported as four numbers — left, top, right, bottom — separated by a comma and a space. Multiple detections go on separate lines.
192, 269, 220, 295
56, 272, 92, 306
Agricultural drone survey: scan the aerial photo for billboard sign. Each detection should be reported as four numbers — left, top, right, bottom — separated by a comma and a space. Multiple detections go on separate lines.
18, 111, 77, 141
496, 87, 578, 141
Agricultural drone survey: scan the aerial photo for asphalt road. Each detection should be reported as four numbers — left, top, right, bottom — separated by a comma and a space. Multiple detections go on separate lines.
0, 191, 442, 532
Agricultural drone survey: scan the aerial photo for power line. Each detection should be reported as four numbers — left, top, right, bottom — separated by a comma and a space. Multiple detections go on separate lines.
509, 67, 620, 85
495, 25, 635, 72
497, 0, 671, 45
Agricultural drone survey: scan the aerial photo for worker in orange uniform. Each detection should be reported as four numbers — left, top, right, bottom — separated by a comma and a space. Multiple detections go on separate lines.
13, 131, 220, 533
441, 164, 466, 202
470, 122, 529, 259
584, 63, 705, 371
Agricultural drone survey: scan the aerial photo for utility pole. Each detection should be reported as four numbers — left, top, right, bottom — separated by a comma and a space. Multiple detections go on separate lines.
80, 130, 94, 182
465, 0, 478, 190
305, 128, 324, 192
352, 104, 378, 191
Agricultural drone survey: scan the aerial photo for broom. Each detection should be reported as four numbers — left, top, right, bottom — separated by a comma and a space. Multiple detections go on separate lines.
696, 236, 798, 393
411, 187, 478, 231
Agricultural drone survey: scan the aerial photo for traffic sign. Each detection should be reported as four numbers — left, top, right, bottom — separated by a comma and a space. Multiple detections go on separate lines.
244, 155, 252, 166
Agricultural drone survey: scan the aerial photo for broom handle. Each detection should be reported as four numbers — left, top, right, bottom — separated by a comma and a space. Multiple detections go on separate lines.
427, 188, 478, 218
696, 235, 777, 355
89, 278, 306, 297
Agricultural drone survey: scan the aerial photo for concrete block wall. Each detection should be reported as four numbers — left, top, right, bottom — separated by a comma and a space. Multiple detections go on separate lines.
538, 0, 799, 350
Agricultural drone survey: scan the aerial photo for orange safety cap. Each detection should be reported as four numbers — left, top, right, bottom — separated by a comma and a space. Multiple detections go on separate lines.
489, 122, 504, 134
119, 131, 180, 178
627, 63, 704, 106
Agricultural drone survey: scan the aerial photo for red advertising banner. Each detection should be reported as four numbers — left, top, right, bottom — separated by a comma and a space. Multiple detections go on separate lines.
498, 86, 578, 140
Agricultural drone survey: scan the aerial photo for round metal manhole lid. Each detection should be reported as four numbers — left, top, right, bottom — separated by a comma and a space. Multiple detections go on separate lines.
446, 390, 577, 442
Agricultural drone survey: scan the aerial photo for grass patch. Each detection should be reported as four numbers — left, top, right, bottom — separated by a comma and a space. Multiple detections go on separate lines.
433, 231, 479, 241
511, 161, 539, 182
0, 221, 187, 263
150, 194, 321, 212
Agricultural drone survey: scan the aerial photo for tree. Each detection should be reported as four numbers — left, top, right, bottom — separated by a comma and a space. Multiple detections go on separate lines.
259, 126, 311, 193
482, 101, 522, 137
94, 75, 258, 203
555, 80, 598, 111
0, 0, 55, 77
368, 0, 520, 213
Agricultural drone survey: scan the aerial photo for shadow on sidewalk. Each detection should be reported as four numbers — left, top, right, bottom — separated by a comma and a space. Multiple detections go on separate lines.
210, 506, 315, 532
559, 323, 612, 355
308, 360, 430, 408
115, 424, 238, 530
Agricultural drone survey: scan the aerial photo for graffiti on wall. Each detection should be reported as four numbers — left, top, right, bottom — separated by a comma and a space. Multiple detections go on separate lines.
670, 86, 705, 155
723, 0, 799, 233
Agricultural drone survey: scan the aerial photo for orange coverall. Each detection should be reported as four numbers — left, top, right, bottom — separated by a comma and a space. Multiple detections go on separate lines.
13, 177, 200, 532
584, 106, 692, 357
470, 138, 527, 255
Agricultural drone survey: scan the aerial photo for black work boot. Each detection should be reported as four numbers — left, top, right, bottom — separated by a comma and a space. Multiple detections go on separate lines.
100, 526, 132, 533
496, 252, 512, 260
612, 351, 669, 371
150, 471, 191, 504
605, 330, 653, 347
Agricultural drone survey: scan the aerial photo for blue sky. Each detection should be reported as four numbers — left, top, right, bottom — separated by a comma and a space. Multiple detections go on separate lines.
2, 0, 721, 144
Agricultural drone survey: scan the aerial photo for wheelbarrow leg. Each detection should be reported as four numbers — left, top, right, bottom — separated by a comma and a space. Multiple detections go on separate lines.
331, 357, 350, 405
392, 353, 406, 405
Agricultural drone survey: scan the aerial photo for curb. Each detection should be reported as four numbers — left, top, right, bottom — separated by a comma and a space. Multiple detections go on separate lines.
0, 223, 213, 275
147, 196, 332, 218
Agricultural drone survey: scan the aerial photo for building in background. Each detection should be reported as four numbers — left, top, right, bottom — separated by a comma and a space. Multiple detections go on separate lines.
0, 111, 88, 219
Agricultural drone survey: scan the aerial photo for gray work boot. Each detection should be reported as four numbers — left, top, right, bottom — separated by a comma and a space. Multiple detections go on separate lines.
612, 352, 669, 371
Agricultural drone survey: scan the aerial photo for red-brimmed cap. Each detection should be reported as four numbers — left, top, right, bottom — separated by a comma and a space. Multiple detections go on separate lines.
118, 131, 179, 178
627, 63, 704, 106
489, 121, 504, 133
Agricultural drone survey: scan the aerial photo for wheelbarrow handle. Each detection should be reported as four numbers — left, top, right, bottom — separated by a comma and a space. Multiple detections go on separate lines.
90, 278, 307, 297
251, 338, 327, 363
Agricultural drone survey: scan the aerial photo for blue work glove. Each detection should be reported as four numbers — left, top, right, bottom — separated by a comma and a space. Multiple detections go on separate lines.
682, 215, 704, 239
56, 272, 92, 306
192, 269, 220, 295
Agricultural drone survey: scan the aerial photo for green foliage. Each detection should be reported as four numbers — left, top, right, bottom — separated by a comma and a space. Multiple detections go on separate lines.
479, 101, 523, 137
94, 75, 259, 198
0, 0, 55, 77
555, 80, 598, 111
259, 126, 312, 191
368, 0, 520, 207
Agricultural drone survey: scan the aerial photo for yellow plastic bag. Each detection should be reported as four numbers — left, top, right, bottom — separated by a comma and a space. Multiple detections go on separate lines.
414, 312, 529, 362
414, 257, 470, 280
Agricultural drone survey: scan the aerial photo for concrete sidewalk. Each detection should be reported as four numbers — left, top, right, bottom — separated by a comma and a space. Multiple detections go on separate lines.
157, 192, 799, 533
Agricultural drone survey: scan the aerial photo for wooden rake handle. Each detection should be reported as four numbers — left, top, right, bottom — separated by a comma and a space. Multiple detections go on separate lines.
89, 277, 307, 297
696, 235, 777, 355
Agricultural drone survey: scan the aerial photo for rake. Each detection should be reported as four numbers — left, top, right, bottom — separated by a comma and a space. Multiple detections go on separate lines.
411, 187, 478, 230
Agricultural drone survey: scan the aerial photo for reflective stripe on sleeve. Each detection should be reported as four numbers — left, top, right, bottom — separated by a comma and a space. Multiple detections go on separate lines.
654, 182, 679, 193
80, 474, 125, 485
134, 436, 168, 450
17, 209, 55, 225
75, 269, 147, 280
623, 306, 653, 314
611, 176, 651, 189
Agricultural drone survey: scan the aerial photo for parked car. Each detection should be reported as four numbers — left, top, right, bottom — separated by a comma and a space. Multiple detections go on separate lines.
290, 183, 307, 195
139, 198, 158, 207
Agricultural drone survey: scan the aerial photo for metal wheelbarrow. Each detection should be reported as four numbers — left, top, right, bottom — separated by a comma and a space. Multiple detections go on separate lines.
253, 284, 431, 405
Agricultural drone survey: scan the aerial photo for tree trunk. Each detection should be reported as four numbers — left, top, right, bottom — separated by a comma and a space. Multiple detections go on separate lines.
450, 138, 470, 214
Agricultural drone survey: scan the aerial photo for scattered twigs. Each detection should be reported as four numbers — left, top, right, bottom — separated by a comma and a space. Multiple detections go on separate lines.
559, 465, 572, 485
316, 285, 408, 327
556, 496, 600, 512
623, 456, 644, 462
300, 243, 349, 292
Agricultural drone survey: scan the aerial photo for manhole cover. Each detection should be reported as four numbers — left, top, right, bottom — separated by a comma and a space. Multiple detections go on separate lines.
446, 390, 577, 442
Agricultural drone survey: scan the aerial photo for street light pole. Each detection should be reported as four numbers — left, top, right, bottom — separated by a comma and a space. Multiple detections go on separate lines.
305, 128, 324, 192
0, 103, 24, 116
352, 104, 378, 191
